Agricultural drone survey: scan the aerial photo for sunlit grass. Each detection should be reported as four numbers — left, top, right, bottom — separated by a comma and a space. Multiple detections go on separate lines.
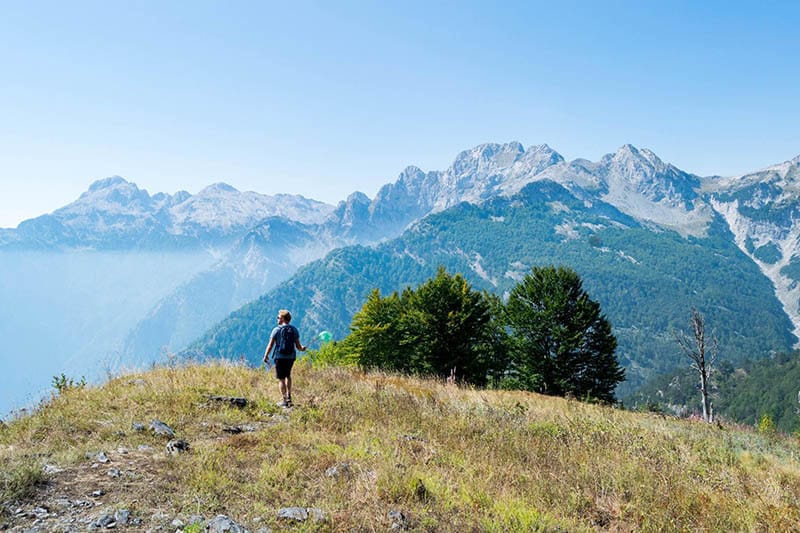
2, 359, 800, 530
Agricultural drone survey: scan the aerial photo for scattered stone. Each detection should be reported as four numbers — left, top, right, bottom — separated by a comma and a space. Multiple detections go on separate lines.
277, 507, 307, 522
90, 512, 116, 529
255, 529, 272, 533
206, 514, 249, 533
187, 514, 205, 526
149, 420, 175, 438
223, 424, 257, 434
86, 451, 111, 463
117, 447, 129, 454
307, 508, 326, 522
137, 444, 153, 452
91, 490, 105, 498
114, 509, 131, 526
171, 518, 185, 528
207, 395, 249, 409
32, 506, 50, 519
107, 468, 121, 478
166, 439, 190, 454
128, 379, 147, 386
325, 462, 351, 478
42, 463, 64, 474
274, 507, 326, 523
55, 497, 73, 508
388, 510, 408, 529
131, 422, 146, 433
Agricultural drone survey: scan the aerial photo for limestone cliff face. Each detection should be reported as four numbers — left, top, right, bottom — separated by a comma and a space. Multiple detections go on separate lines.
707, 156, 800, 342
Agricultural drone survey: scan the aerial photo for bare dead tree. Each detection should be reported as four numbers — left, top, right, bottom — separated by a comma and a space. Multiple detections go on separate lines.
674, 308, 718, 423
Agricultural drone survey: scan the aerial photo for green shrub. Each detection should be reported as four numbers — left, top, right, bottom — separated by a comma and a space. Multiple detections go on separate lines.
307, 341, 357, 368
758, 413, 777, 436
51, 373, 86, 395
0, 459, 46, 502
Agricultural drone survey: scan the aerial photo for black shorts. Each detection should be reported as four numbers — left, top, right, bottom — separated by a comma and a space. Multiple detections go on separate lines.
274, 358, 295, 380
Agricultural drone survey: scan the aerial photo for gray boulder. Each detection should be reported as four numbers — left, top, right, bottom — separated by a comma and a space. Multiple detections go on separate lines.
206, 514, 250, 533
277, 507, 307, 521
149, 419, 175, 438
277, 507, 326, 523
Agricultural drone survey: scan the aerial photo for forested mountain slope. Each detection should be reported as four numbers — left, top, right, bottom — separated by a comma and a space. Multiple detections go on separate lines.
189, 180, 794, 394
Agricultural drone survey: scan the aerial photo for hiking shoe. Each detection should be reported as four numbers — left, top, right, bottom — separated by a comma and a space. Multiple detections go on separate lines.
277, 399, 289, 408
285, 398, 293, 408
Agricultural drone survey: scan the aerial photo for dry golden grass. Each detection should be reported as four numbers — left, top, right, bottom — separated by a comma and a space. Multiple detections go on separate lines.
2, 359, 800, 531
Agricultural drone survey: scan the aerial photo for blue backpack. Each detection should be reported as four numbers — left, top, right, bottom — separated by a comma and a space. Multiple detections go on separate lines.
276, 325, 296, 356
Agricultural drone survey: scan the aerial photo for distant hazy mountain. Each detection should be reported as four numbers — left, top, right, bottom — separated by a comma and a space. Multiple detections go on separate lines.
0, 177, 335, 249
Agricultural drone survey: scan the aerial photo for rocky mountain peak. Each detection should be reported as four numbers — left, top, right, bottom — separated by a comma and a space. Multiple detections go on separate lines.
330, 191, 370, 219
605, 144, 669, 176
344, 191, 371, 205
397, 165, 426, 184
330, 191, 371, 230
87, 176, 131, 192
452, 142, 526, 177
197, 182, 239, 195
518, 143, 565, 172
70, 176, 153, 214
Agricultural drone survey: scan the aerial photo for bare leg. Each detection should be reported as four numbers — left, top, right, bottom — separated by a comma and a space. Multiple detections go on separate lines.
285, 376, 292, 400
279, 379, 288, 400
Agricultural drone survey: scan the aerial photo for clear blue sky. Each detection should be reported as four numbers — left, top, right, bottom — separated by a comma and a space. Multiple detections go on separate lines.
1, 0, 798, 228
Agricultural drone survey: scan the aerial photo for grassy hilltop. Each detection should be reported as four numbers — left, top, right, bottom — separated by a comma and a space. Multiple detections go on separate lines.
2, 361, 800, 531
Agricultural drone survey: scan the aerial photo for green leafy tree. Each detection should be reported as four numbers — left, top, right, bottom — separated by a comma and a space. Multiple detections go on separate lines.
481, 292, 512, 388
347, 266, 500, 385
401, 267, 495, 384
347, 289, 407, 371
505, 265, 625, 402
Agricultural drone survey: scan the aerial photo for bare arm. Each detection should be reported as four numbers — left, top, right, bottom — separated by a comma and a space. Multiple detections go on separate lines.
295, 336, 306, 352
264, 338, 275, 362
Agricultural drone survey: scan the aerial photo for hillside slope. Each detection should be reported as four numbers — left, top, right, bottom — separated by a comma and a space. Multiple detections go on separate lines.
2, 362, 800, 531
